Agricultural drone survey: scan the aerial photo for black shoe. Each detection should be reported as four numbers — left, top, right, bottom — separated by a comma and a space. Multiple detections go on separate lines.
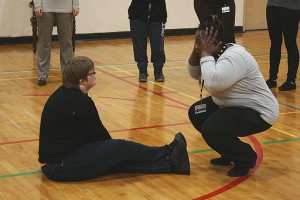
266, 79, 277, 88
154, 73, 165, 82
139, 73, 148, 82
168, 132, 187, 151
38, 78, 47, 86
278, 81, 296, 91
210, 157, 232, 166
227, 161, 256, 177
169, 133, 190, 175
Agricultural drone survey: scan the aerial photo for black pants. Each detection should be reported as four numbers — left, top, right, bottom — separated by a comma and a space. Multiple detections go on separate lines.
267, 6, 300, 82
188, 97, 271, 165
130, 19, 166, 74
194, 0, 236, 43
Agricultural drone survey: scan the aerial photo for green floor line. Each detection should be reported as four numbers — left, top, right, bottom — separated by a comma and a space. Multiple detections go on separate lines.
0, 170, 42, 179
263, 137, 300, 144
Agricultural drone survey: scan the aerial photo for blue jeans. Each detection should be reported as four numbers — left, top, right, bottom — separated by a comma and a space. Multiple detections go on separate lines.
41, 139, 171, 181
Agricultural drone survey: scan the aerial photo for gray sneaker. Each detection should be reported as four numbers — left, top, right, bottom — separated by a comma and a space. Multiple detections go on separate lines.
154, 73, 165, 82
139, 73, 148, 82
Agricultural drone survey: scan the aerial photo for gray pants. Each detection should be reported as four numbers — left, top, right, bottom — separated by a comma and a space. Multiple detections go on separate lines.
36, 12, 74, 79
130, 19, 166, 74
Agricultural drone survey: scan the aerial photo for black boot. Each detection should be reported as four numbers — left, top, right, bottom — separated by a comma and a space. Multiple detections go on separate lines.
210, 157, 232, 166
227, 161, 256, 177
168, 132, 190, 175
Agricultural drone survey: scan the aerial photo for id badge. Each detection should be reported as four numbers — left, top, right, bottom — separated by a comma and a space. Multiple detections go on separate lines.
195, 104, 206, 114
222, 6, 230, 13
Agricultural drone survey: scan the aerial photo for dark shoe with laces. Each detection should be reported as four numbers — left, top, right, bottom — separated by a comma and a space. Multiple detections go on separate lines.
169, 132, 190, 175
227, 161, 256, 177
38, 78, 47, 86
278, 81, 296, 91
168, 132, 187, 151
266, 79, 277, 88
139, 73, 148, 82
154, 73, 165, 82
210, 157, 233, 166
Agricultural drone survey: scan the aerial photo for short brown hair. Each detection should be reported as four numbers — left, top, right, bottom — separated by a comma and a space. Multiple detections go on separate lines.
63, 56, 94, 89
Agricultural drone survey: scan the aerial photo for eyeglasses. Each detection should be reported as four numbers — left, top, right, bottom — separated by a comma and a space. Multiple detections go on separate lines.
87, 71, 96, 76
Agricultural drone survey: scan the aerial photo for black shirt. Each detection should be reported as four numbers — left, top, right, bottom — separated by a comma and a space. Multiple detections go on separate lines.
38, 86, 112, 163
128, 0, 167, 22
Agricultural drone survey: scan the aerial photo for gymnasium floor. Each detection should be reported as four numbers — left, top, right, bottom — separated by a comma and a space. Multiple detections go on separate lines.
0, 30, 299, 199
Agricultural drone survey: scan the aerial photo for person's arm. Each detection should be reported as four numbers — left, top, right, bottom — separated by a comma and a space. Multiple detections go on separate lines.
201, 49, 247, 92
33, 0, 43, 17
72, 0, 79, 16
77, 98, 112, 141
187, 30, 202, 80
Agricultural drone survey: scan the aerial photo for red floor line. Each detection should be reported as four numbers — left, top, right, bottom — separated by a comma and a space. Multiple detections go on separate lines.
98, 96, 135, 101
194, 135, 263, 200
96, 68, 263, 200
23, 94, 50, 96
97, 68, 190, 108
0, 122, 191, 145
110, 122, 191, 132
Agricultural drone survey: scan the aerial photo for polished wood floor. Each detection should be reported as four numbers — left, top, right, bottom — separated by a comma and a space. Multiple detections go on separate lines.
0, 30, 300, 199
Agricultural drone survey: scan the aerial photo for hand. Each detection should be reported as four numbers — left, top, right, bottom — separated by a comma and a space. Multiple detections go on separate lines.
34, 7, 43, 17
73, 8, 79, 16
198, 27, 222, 57
193, 30, 201, 55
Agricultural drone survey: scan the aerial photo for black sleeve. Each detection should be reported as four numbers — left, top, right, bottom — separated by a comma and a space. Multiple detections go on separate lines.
77, 98, 112, 141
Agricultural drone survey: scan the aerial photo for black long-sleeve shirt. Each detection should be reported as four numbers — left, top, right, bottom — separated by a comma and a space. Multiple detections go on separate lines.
38, 86, 112, 163
128, 0, 167, 22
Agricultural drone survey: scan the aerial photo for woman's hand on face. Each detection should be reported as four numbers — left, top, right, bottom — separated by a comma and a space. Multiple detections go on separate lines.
199, 27, 222, 57
193, 30, 201, 55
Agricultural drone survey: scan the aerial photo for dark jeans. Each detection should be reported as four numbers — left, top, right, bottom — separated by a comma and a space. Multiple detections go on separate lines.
267, 6, 300, 82
188, 97, 271, 166
194, 0, 236, 43
130, 19, 166, 74
41, 139, 171, 181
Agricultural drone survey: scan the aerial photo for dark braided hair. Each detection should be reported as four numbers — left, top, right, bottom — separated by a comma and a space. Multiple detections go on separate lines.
197, 15, 226, 44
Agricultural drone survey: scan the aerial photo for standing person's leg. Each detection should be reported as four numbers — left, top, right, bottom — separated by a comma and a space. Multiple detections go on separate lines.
194, 0, 215, 23
216, 0, 236, 43
200, 107, 271, 177
130, 19, 149, 82
266, 6, 282, 88
148, 21, 166, 82
55, 13, 74, 72
278, 8, 300, 91
42, 137, 189, 181
36, 12, 55, 86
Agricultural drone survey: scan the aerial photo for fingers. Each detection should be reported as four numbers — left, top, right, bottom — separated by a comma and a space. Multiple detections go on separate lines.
73, 8, 79, 16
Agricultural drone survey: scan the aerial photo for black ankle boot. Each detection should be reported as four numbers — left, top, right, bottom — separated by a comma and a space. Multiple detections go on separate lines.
227, 161, 256, 177
210, 157, 232, 166
278, 81, 296, 91
266, 79, 277, 89
169, 133, 190, 175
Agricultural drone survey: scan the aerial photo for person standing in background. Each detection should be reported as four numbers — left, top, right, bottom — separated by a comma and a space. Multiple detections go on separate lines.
265, 0, 300, 91
33, 0, 79, 86
194, 0, 236, 43
128, 0, 167, 82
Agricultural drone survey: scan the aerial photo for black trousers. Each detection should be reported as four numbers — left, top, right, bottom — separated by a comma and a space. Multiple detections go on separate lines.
267, 6, 300, 82
188, 97, 271, 166
194, 0, 236, 43
130, 19, 166, 74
